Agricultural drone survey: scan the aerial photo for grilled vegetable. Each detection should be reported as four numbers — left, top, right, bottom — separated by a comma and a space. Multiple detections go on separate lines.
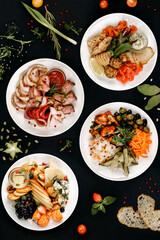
102, 146, 137, 175
123, 148, 129, 175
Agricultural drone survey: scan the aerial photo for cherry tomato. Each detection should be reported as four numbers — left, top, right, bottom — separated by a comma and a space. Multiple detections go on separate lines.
77, 224, 87, 235
32, 0, 43, 8
99, 0, 109, 9
126, 0, 137, 7
93, 193, 102, 202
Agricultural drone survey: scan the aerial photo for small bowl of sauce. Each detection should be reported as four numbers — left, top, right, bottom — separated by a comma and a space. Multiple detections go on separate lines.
8, 167, 29, 188
130, 32, 148, 52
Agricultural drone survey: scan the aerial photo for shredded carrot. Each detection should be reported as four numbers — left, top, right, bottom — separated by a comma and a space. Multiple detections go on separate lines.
129, 129, 152, 159
102, 21, 137, 38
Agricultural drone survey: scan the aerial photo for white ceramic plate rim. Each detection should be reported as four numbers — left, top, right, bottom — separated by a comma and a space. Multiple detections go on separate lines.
80, 13, 158, 91
1, 153, 79, 231
79, 102, 158, 181
6, 58, 84, 137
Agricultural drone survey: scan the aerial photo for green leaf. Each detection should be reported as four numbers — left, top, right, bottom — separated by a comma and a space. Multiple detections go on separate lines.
117, 31, 128, 46
114, 43, 131, 58
91, 203, 100, 209
91, 207, 99, 215
138, 84, 160, 96
101, 205, 106, 213
145, 94, 160, 110
102, 196, 116, 205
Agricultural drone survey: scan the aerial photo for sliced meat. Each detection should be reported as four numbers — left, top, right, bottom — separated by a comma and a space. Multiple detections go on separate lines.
95, 52, 111, 67
53, 101, 63, 111
63, 91, 77, 105
26, 64, 48, 86
53, 93, 64, 102
37, 75, 50, 86
16, 85, 29, 102
37, 84, 50, 95
11, 93, 26, 112
19, 72, 30, 93
61, 80, 75, 94
62, 105, 75, 115
26, 98, 42, 110
29, 86, 42, 99
47, 107, 65, 128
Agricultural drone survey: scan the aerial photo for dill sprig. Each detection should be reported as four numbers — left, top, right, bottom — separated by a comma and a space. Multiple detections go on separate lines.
45, 6, 61, 60
31, 27, 44, 39
64, 21, 82, 35
60, 139, 72, 152
0, 25, 33, 55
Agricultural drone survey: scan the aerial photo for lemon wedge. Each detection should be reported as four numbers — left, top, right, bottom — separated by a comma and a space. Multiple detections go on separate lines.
89, 57, 104, 77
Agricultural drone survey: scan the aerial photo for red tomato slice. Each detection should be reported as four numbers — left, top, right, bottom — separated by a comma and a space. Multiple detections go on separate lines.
95, 113, 108, 125
101, 126, 115, 137
47, 69, 66, 88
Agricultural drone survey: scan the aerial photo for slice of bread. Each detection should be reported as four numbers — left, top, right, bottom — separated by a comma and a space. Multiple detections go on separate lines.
138, 194, 160, 231
117, 206, 148, 229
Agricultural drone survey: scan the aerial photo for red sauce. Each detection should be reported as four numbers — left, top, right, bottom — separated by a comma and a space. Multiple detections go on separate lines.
47, 69, 66, 88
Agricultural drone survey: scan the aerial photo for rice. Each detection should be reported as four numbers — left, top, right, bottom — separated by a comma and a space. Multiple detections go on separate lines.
89, 136, 117, 163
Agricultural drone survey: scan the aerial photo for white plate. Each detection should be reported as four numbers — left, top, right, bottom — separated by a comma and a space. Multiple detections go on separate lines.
80, 13, 158, 91
79, 102, 158, 181
1, 153, 79, 231
6, 58, 84, 137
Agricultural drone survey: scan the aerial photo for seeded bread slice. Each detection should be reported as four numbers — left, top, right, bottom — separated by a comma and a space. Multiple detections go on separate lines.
117, 206, 148, 229
138, 194, 160, 231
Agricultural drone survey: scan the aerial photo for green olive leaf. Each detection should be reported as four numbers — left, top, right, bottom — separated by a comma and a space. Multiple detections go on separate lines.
100, 204, 106, 213
102, 196, 116, 205
138, 84, 160, 96
92, 203, 100, 209
145, 94, 160, 110
91, 207, 99, 215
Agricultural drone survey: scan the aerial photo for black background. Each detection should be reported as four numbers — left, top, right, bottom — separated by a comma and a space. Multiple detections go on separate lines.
0, 0, 160, 239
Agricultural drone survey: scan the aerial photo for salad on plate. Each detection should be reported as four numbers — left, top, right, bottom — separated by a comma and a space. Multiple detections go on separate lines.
89, 107, 152, 175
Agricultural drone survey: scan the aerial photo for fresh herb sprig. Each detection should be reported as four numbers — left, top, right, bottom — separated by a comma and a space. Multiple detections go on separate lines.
107, 31, 131, 58
111, 126, 136, 145
45, 6, 61, 60
60, 139, 72, 152
0, 25, 32, 55
138, 84, 160, 110
64, 21, 82, 35
46, 84, 57, 96
91, 196, 116, 215
31, 27, 44, 39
